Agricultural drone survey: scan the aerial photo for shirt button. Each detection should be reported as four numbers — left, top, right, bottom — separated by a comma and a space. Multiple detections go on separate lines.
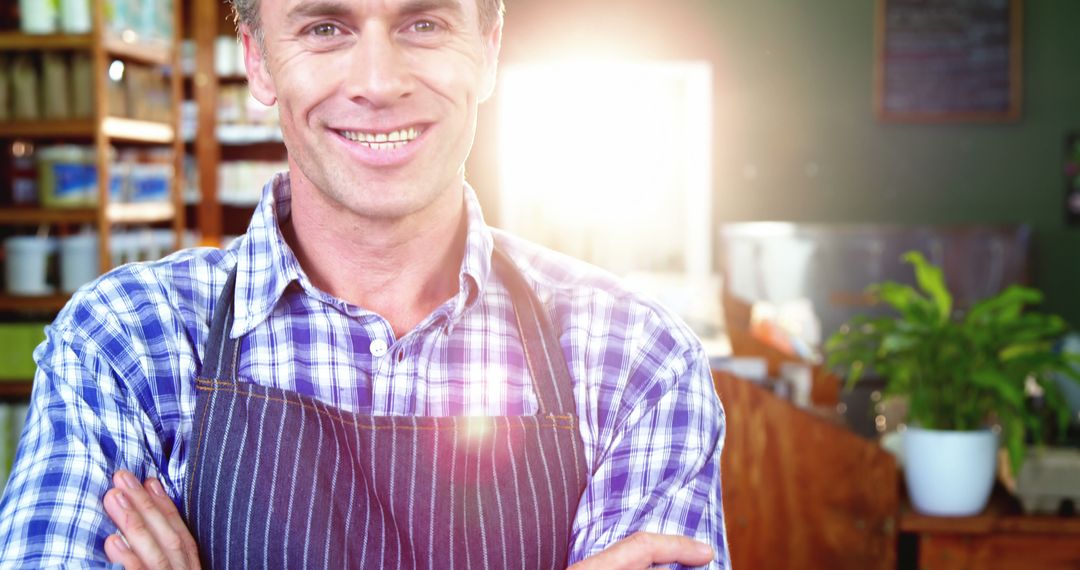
369, 339, 389, 358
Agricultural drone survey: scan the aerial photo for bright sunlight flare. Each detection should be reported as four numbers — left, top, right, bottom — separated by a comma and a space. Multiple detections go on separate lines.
497, 60, 713, 279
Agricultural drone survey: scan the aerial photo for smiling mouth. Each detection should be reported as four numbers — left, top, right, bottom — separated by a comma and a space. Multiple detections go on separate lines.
338, 127, 423, 150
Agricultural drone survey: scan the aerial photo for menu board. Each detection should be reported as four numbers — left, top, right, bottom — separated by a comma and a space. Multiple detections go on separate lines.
874, 0, 1022, 122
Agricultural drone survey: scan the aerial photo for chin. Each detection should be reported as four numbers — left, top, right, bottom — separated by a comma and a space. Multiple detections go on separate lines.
334, 190, 433, 221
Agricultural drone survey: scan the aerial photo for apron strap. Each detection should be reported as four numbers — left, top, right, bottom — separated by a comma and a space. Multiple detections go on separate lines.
202, 265, 240, 383
200, 250, 577, 416
492, 247, 577, 417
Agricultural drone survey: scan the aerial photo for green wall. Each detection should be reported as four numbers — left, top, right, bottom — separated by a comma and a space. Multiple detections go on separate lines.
704, 1, 1080, 324
472, 1, 1080, 323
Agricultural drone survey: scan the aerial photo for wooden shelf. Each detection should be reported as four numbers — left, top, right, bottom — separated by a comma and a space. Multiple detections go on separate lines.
0, 202, 176, 226
0, 203, 176, 226
0, 208, 96, 225
0, 31, 92, 51
0, 119, 96, 138
0, 294, 70, 313
900, 488, 1080, 569
900, 490, 1080, 535
101, 117, 175, 143
0, 32, 171, 66
0, 118, 175, 142
0, 0, 185, 373
106, 201, 175, 224
102, 33, 173, 66
0, 381, 33, 399
186, 72, 247, 84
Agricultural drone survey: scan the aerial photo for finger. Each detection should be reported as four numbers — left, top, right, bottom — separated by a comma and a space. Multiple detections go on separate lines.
104, 531, 145, 570
570, 532, 714, 570
114, 470, 193, 569
144, 478, 201, 569
109, 470, 188, 569
104, 489, 173, 569
621, 533, 713, 567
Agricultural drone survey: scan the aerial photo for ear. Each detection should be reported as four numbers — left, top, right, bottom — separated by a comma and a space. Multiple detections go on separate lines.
478, 18, 503, 103
240, 25, 277, 106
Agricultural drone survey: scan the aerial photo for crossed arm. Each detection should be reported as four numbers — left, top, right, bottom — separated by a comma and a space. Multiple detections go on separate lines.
0, 297, 727, 568
102, 346, 726, 569
102, 471, 715, 570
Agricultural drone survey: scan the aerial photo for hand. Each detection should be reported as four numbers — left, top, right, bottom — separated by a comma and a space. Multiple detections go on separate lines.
102, 469, 201, 569
568, 531, 714, 570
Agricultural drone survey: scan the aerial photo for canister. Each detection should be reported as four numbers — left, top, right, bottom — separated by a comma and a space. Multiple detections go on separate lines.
4, 236, 56, 296
59, 231, 98, 294
37, 145, 95, 208
38, 146, 124, 208
19, 0, 58, 34
59, 0, 91, 33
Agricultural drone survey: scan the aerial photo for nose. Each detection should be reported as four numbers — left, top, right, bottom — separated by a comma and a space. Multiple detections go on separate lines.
344, 26, 413, 107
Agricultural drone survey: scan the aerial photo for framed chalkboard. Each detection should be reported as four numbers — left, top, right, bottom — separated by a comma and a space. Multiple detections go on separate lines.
874, 0, 1023, 122
1066, 132, 1080, 225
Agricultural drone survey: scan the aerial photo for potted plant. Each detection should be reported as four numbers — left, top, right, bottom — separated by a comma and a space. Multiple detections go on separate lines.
825, 251, 1079, 516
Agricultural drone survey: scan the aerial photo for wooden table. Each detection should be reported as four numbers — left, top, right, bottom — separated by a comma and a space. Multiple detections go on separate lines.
900, 490, 1080, 569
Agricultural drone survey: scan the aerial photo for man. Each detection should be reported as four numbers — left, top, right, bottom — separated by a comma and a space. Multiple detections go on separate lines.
0, 0, 729, 567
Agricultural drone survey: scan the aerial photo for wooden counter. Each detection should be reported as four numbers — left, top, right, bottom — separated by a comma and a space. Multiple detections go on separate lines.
715, 371, 898, 569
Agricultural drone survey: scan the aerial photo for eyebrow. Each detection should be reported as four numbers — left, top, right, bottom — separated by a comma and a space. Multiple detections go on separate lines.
285, 0, 465, 24
285, 0, 353, 23
397, 0, 465, 19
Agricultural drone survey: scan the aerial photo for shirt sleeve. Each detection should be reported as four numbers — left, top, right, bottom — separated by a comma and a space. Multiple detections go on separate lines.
0, 315, 163, 569
567, 325, 730, 570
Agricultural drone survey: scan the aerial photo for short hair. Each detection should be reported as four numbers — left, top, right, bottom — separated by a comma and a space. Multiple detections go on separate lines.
228, 0, 505, 45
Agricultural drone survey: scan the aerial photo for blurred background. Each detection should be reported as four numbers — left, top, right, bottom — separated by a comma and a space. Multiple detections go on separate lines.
469, 0, 1080, 331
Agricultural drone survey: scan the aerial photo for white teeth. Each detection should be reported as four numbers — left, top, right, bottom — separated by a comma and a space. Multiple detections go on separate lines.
365, 141, 406, 150
339, 127, 420, 149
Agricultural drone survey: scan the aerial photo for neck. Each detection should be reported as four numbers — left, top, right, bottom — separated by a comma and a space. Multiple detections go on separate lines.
283, 177, 468, 339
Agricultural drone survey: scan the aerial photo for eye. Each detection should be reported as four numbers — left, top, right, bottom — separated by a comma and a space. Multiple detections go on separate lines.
410, 19, 440, 33
309, 22, 340, 37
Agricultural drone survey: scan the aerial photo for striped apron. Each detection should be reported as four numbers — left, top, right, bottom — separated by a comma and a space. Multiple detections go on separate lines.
181, 249, 589, 569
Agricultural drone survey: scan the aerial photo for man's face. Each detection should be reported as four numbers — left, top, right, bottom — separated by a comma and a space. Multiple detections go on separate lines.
243, 0, 501, 221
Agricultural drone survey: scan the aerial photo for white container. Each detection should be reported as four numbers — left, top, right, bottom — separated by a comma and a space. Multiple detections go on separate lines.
150, 229, 175, 260
780, 361, 813, 408
19, 0, 58, 34
110, 232, 134, 266
720, 357, 767, 382
5, 236, 55, 296
59, 232, 98, 294
903, 427, 999, 517
214, 35, 239, 77
60, 0, 92, 33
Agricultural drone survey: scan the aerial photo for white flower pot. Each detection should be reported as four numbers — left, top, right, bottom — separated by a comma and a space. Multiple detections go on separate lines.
903, 427, 999, 516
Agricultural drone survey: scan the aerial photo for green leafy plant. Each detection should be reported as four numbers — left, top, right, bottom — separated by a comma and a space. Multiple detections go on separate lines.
825, 251, 1080, 473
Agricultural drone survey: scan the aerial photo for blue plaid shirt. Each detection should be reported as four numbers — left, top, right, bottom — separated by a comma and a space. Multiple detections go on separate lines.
0, 174, 728, 569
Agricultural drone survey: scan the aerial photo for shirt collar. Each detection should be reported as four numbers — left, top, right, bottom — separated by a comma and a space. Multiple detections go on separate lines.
230, 172, 494, 338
